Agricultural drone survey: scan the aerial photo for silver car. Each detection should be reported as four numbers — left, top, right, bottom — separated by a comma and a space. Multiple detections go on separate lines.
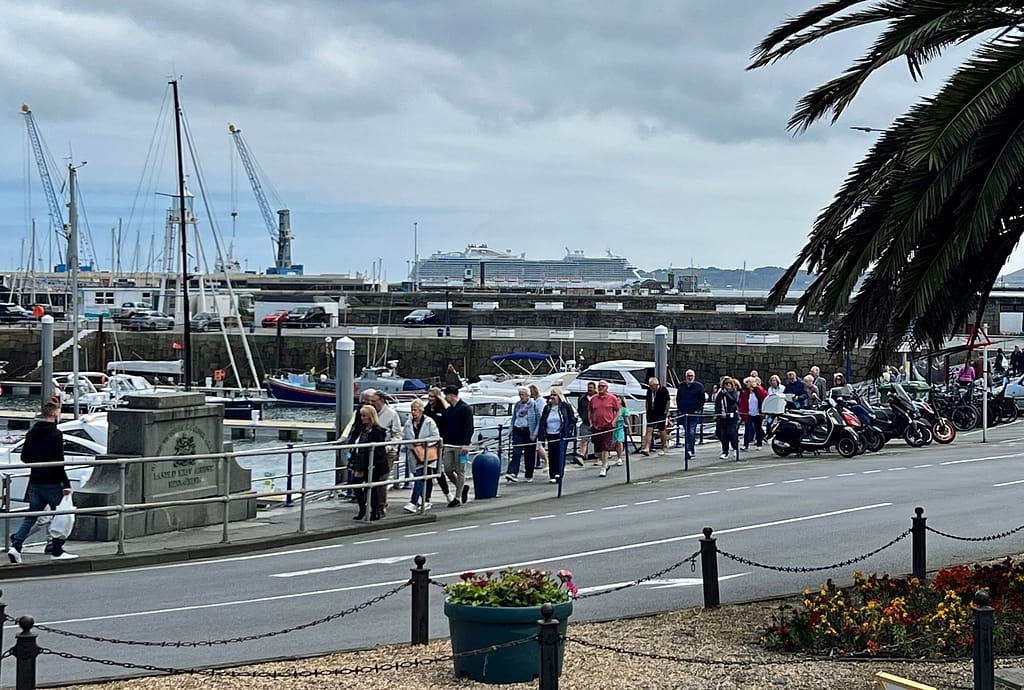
128, 310, 175, 331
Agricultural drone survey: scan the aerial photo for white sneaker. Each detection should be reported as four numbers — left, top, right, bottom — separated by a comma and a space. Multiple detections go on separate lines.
616, 458, 623, 466
719, 453, 729, 460
7, 547, 21, 564
505, 474, 519, 483
524, 477, 533, 483
422, 502, 431, 511
599, 468, 607, 477
549, 478, 558, 483
51, 552, 78, 561
402, 502, 419, 514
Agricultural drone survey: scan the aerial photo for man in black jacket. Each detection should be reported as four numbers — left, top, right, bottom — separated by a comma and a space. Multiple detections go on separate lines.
8, 402, 75, 562
441, 385, 474, 507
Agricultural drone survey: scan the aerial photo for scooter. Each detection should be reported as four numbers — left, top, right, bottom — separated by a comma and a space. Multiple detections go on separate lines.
871, 383, 932, 447
768, 401, 860, 458
837, 395, 886, 452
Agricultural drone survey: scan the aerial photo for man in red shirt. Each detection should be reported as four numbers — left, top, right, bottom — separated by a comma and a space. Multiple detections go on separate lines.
587, 380, 621, 477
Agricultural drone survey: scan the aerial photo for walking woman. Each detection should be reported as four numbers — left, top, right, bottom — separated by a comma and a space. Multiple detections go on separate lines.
346, 404, 389, 521
612, 395, 629, 465
529, 383, 548, 470
402, 398, 442, 513
507, 387, 540, 482
738, 376, 768, 450
714, 376, 740, 460
538, 389, 576, 483
423, 388, 453, 504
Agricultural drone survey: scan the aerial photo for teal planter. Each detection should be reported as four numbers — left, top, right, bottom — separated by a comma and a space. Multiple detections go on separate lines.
444, 600, 573, 684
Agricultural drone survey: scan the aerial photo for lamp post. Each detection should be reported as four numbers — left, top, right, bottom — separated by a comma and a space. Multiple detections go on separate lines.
413, 221, 419, 292
444, 278, 451, 336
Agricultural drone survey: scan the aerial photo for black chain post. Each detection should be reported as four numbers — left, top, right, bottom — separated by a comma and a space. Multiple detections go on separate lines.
14, 616, 38, 690
911, 506, 927, 580
700, 527, 719, 609
973, 590, 994, 690
537, 603, 560, 690
410, 555, 429, 645
0, 589, 5, 679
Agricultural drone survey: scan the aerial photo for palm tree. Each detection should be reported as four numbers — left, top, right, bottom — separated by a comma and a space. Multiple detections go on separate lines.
749, 1, 1024, 371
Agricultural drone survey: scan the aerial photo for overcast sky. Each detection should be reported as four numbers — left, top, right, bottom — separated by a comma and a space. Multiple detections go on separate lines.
1, 0, 1011, 283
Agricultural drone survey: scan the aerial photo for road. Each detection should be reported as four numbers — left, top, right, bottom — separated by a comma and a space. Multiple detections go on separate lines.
4, 423, 1024, 685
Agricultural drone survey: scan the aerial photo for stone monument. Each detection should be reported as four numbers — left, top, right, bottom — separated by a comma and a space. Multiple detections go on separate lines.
73, 391, 255, 540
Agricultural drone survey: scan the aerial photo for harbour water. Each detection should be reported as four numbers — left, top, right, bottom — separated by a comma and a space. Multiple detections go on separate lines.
0, 396, 343, 493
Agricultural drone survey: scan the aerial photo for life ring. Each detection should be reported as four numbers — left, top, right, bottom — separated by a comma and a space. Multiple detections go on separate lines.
32, 305, 44, 318
213, 369, 226, 382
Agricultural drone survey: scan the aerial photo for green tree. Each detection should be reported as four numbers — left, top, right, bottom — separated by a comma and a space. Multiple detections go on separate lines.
750, 1, 1024, 371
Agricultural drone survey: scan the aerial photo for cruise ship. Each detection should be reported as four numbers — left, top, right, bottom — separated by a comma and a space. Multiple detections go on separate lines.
415, 245, 642, 289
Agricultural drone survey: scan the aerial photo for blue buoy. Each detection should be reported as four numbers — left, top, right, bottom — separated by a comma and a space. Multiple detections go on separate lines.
471, 450, 501, 499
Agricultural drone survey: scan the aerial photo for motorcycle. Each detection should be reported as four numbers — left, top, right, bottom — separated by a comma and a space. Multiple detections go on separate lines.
910, 397, 956, 444
875, 383, 932, 447
768, 401, 861, 458
837, 395, 887, 453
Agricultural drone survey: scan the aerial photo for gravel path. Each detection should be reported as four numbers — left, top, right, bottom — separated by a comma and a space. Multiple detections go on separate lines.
58, 600, 991, 690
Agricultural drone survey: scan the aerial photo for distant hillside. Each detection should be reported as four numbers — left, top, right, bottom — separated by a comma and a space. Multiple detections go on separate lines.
999, 267, 1024, 286
639, 266, 816, 291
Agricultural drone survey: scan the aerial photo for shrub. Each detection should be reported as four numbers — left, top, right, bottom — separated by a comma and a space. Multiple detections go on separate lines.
761, 558, 1024, 657
447, 568, 577, 607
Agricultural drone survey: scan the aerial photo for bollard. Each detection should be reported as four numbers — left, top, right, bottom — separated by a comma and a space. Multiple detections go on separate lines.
285, 443, 295, 507
973, 590, 994, 690
410, 555, 430, 645
537, 602, 560, 690
700, 527, 720, 609
14, 615, 38, 690
911, 506, 927, 581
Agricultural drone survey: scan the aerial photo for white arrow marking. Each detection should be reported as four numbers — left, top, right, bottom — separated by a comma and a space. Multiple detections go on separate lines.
576, 573, 747, 595
272, 553, 438, 578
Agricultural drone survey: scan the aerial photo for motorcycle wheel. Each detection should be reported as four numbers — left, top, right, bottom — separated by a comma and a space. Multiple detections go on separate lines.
950, 406, 979, 432
903, 422, 930, 448
864, 428, 885, 452
770, 439, 791, 457
931, 418, 956, 444
854, 435, 866, 455
836, 435, 858, 458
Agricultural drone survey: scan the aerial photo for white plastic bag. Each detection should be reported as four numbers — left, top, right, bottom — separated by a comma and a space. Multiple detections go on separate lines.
48, 494, 75, 540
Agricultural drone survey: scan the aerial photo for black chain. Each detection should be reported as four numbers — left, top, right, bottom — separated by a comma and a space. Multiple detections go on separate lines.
37, 636, 536, 678
428, 578, 449, 590
31, 581, 410, 648
1, 647, 11, 660
566, 636, 783, 666
717, 529, 911, 573
577, 550, 701, 599
926, 523, 1024, 542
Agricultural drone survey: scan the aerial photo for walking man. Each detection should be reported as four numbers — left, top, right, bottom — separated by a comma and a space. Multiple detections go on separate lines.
574, 381, 596, 465
676, 369, 705, 461
587, 380, 621, 477
368, 389, 403, 512
641, 377, 670, 456
9, 401, 76, 562
442, 385, 474, 506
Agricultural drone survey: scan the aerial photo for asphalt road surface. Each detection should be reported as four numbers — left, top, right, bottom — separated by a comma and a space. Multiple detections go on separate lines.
5, 423, 1024, 685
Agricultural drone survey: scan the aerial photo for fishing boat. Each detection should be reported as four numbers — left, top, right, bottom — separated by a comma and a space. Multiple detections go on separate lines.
265, 364, 429, 407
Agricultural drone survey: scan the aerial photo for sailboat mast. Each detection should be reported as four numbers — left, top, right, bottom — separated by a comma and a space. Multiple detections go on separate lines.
171, 79, 192, 390
68, 164, 80, 418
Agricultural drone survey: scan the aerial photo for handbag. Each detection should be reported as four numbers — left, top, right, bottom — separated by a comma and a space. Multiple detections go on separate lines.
412, 444, 439, 464
49, 493, 76, 540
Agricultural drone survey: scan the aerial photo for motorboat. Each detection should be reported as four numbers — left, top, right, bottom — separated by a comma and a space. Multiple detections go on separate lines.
472, 352, 579, 395
563, 359, 677, 413
266, 362, 428, 408
392, 391, 516, 448
105, 361, 267, 420
0, 413, 108, 506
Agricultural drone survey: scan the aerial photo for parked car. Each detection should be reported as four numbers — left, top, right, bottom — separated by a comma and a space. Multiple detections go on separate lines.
261, 309, 291, 328
128, 311, 175, 331
110, 301, 152, 323
0, 304, 32, 324
402, 309, 439, 325
284, 305, 329, 328
190, 312, 222, 332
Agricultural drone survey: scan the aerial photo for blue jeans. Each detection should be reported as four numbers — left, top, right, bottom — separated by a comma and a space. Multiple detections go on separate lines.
12, 483, 67, 555
507, 427, 536, 479
408, 465, 435, 505
744, 416, 765, 448
682, 414, 700, 457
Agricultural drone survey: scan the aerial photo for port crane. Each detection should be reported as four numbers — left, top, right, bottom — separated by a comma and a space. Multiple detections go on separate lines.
20, 104, 95, 270
228, 123, 301, 275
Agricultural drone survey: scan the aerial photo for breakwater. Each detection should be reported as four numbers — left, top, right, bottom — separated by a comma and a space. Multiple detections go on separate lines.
0, 327, 861, 389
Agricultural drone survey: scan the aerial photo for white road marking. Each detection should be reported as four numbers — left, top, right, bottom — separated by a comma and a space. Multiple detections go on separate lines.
862, 470, 881, 474
27, 502, 894, 626
353, 538, 389, 545
490, 520, 520, 525
942, 451, 1024, 466
635, 500, 659, 505
564, 510, 593, 516
602, 504, 628, 511
912, 465, 932, 469
577, 573, 748, 594
994, 479, 1024, 487
448, 525, 479, 532
755, 482, 775, 487
887, 467, 906, 472
783, 479, 804, 484
272, 553, 436, 578
666, 495, 690, 500
836, 473, 855, 477
697, 490, 719, 495
807, 476, 828, 481
404, 531, 437, 538
530, 515, 556, 521
726, 486, 750, 492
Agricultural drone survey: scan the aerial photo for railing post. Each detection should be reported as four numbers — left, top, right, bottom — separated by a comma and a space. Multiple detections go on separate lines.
117, 461, 127, 556
537, 602, 560, 690
973, 590, 995, 690
2, 474, 10, 551
410, 555, 429, 645
496, 424, 504, 460
0, 589, 5, 678
14, 616, 39, 690
221, 454, 231, 544
911, 506, 927, 581
700, 527, 720, 609
285, 443, 295, 507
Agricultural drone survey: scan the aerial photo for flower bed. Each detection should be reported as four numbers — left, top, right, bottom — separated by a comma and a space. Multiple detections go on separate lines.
761, 558, 1024, 657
